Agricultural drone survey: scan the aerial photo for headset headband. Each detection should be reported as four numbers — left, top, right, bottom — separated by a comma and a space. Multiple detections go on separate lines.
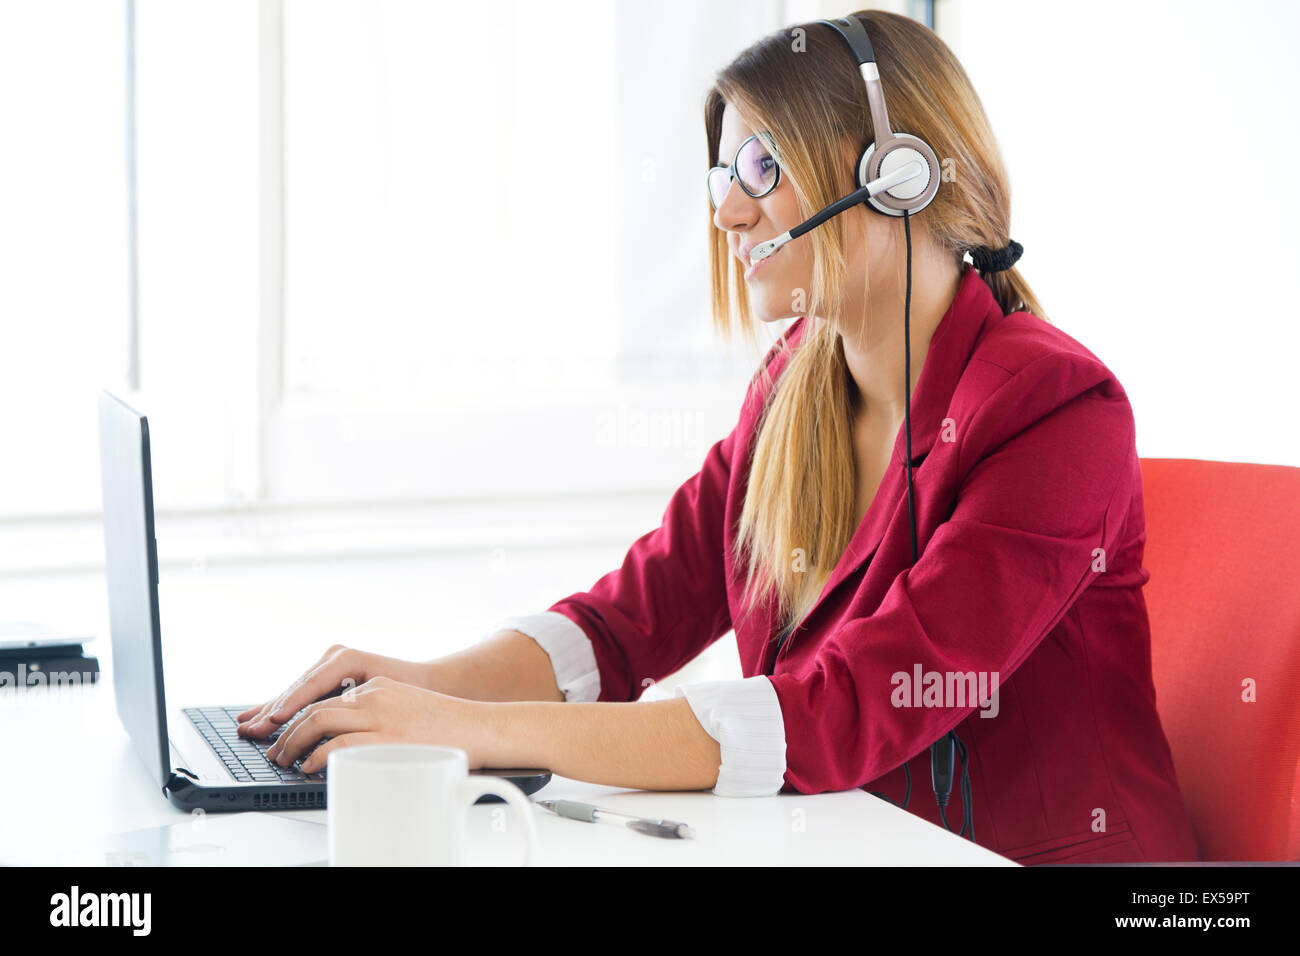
819, 17, 896, 156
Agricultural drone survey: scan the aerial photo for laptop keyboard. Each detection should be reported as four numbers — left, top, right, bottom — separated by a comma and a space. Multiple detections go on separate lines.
184, 706, 326, 784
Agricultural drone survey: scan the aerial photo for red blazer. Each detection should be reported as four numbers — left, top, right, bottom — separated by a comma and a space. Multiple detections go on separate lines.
549, 264, 1201, 864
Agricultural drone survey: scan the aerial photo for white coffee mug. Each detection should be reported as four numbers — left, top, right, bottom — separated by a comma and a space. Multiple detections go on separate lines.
327, 744, 537, 866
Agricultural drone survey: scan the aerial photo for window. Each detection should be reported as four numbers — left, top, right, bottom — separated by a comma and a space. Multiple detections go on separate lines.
0, 0, 800, 570
271, 0, 788, 502
0, 1, 129, 517
0, 0, 792, 530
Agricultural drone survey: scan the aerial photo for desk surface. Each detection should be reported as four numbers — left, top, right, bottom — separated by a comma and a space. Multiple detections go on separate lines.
0, 679, 1014, 866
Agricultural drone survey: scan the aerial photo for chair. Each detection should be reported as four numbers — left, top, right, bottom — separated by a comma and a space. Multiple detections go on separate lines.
1139, 457, 1300, 861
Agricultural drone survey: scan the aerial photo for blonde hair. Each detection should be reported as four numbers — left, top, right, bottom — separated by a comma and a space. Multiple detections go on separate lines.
707, 10, 1048, 639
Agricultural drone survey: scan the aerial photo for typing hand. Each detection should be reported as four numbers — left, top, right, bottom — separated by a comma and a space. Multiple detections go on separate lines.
235, 644, 435, 742
260, 677, 495, 774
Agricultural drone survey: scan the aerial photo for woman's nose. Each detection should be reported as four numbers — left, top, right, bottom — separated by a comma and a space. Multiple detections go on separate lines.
713, 179, 759, 233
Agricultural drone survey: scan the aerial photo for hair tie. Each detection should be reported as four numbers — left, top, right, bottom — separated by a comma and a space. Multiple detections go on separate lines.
970, 239, 1023, 273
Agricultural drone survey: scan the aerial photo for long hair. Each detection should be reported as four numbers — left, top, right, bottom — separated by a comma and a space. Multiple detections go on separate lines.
707, 10, 1048, 637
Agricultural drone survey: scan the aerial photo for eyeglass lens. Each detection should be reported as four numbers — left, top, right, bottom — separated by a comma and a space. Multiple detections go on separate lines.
709, 135, 778, 208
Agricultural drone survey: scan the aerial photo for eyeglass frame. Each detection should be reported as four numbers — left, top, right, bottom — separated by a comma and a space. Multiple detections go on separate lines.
706, 132, 782, 210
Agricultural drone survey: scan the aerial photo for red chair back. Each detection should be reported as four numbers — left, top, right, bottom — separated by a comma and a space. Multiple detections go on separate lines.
1139, 457, 1300, 861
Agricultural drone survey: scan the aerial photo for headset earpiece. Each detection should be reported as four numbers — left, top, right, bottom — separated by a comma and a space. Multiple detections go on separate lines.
860, 132, 940, 217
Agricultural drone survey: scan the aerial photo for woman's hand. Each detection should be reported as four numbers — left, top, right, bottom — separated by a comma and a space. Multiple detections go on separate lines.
262, 676, 494, 773
235, 644, 436, 740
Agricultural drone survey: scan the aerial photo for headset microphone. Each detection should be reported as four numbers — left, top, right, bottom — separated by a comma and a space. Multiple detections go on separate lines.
747, 160, 925, 267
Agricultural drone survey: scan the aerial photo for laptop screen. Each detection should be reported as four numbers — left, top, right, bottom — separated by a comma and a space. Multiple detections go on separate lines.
97, 390, 171, 790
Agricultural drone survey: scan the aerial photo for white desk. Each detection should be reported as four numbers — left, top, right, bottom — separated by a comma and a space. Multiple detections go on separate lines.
0, 678, 1013, 866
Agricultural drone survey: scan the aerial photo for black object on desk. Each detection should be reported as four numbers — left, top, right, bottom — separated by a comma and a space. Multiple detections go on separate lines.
0, 643, 100, 687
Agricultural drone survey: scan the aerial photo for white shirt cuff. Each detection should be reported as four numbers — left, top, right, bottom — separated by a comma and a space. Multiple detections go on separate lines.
675, 677, 787, 797
482, 611, 601, 703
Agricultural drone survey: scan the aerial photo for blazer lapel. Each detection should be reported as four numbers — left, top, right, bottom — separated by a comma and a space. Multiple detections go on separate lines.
791, 265, 1001, 631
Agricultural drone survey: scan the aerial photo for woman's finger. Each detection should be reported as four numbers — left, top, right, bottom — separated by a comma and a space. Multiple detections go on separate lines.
269, 701, 373, 767
234, 702, 267, 722
238, 683, 306, 737
235, 646, 340, 731
236, 646, 361, 737
297, 731, 389, 775
265, 693, 333, 759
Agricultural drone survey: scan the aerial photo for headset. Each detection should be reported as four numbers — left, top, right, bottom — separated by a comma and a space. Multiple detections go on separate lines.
758, 15, 973, 841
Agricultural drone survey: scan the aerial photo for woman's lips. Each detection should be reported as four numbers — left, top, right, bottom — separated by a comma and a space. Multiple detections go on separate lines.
743, 244, 781, 282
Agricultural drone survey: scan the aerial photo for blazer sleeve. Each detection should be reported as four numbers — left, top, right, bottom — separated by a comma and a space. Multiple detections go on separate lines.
767, 350, 1141, 794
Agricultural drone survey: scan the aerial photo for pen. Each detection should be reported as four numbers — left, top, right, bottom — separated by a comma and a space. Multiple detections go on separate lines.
535, 799, 696, 840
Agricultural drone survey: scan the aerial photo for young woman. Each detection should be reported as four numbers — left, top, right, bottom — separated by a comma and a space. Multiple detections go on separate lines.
237, 10, 1200, 865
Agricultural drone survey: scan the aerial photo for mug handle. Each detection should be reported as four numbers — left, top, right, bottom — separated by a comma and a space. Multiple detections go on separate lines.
456, 776, 538, 867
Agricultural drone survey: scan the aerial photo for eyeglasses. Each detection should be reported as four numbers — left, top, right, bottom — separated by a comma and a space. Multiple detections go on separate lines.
707, 132, 781, 210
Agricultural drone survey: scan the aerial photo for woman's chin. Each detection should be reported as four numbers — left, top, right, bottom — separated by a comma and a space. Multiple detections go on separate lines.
744, 271, 803, 321
749, 297, 797, 323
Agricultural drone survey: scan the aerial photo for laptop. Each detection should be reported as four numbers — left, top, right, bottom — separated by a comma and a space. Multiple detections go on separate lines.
97, 390, 551, 811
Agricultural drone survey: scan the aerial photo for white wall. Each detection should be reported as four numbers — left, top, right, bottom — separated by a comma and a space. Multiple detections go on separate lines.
938, 0, 1300, 466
